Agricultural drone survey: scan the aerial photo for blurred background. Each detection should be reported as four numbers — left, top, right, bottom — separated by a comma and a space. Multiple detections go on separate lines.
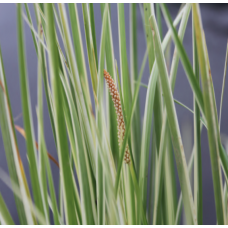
0, 3, 227, 224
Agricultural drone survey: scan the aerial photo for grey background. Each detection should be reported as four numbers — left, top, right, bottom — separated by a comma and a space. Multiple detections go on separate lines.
0, 3, 228, 224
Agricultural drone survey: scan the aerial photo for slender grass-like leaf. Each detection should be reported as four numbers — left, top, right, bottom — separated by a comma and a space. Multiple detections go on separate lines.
21, 11, 47, 52
36, 19, 50, 224
143, 6, 163, 214
220, 143, 228, 183
89, 3, 98, 68
163, 130, 177, 224
175, 123, 202, 224
100, 3, 119, 165
160, 4, 205, 118
175, 142, 194, 224
57, 4, 100, 223
60, 73, 94, 224
152, 5, 191, 224
117, 4, 136, 224
223, 183, 228, 224
54, 6, 64, 36
36, 8, 60, 224
141, 4, 186, 213
118, 3, 131, 116
36, 22, 49, 224
68, 3, 92, 116
136, 81, 207, 128
60, 76, 82, 220
113, 60, 146, 224
130, 3, 141, 172
24, 3, 38, 53
96, 4, 109, 224
192, 13, 203, 225
146, 2, 163, 170
150, 14, 197, 224
45, 4, 77, 224
17, 3, 46, 221
114, 47, 148, 194
0, 168, 46, 224
143, 3, 155, 70
152, 111, 169, 224
59, 41, 98, 225
0, 193, 14, 225
192, 3, 225, 224
36, 5, 58, 148
115, 63, 136, 225
219, 41, 228, 130
82, 3, 98, 96
60, 3, 97, 176
0, 47, 28, 224
175, 100, 207, 128
156, 3, 162, 39
114, 48, 149, 225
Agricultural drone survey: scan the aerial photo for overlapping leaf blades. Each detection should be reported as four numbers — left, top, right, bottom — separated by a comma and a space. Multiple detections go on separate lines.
0, 3, 228, 225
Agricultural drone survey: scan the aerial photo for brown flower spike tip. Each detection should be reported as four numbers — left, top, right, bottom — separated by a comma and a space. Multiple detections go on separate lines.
103, 69, 130, 164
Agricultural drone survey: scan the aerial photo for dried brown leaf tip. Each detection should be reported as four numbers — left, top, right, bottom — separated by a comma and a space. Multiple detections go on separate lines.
103, 69, 130, 164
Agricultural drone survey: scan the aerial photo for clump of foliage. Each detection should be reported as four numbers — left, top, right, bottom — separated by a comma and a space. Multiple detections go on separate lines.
0, 3, 228, 225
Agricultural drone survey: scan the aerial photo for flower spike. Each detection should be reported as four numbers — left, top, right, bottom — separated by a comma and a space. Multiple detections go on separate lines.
103, 69, 130, 164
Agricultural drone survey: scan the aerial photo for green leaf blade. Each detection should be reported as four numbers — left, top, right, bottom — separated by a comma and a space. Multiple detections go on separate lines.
149, 14, 197, 225
45, 3, 77, 224
17, 3, 46, 222
192, 3, 225, 224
